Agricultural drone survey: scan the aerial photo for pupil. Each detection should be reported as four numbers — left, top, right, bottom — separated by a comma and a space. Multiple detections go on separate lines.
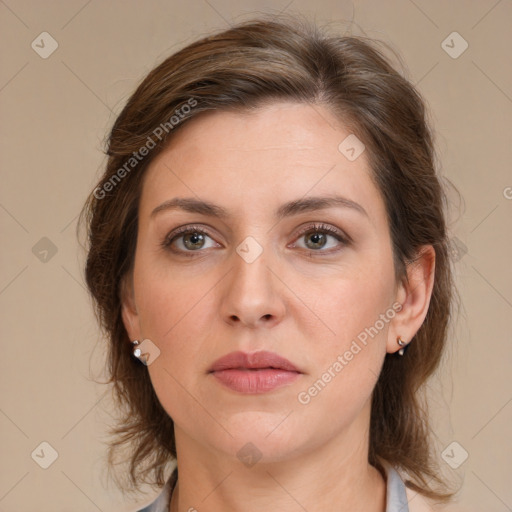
307, 232, 325, 249
185, 232, 204, 249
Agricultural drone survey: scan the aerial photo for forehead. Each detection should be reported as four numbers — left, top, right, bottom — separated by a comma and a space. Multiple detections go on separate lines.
139, 102, 385, 225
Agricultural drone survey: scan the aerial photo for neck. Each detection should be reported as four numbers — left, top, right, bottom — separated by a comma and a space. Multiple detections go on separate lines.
169, 407, 386, 512
170, 463, 385, 512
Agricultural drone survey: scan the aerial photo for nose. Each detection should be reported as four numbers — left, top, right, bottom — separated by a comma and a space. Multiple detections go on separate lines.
219, 240, 286, 329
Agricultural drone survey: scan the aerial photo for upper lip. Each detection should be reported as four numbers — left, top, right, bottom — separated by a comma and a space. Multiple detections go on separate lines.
209, 350, 301, 373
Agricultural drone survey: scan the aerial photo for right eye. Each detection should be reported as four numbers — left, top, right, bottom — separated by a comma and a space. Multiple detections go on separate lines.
162, 225, 220, 255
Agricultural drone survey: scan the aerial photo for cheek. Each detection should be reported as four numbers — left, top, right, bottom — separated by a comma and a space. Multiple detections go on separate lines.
134, 257, 205, 341
137, 272, 213, 424
133, 252, 222, 364
300, 265, 394, 405
314, 266, 395, 346
296, 279, 390, 426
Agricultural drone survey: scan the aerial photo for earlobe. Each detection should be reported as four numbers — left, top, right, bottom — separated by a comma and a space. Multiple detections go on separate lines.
387, 245, 436, 354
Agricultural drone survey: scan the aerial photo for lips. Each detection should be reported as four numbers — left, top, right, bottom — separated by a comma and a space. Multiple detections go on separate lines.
208, 350, 302, 394
209, 350, 300, 373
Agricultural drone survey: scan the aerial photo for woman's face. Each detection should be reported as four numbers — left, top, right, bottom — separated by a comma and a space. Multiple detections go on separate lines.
122, 102, 406, 463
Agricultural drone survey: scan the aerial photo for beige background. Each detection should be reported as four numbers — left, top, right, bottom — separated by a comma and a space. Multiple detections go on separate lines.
1, 1, 511, 511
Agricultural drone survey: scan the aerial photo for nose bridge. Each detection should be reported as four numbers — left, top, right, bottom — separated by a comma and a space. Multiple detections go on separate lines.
232, 234, 274, 298
221, 233, 285, 326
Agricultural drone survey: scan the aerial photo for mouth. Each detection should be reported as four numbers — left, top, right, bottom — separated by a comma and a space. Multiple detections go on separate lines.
208, 350, 301, 373
223, 367, 288, 371
208, 351, 302, 394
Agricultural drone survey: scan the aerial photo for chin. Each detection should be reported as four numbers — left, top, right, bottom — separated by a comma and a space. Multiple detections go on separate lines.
205, 412, 308, 464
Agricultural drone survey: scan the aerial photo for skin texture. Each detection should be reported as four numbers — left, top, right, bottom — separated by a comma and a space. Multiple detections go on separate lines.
122, 102, 436, 512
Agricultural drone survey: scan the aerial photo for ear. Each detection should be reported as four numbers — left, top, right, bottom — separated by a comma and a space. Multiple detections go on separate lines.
120, 271, 141, 343
387, 245, 436, 354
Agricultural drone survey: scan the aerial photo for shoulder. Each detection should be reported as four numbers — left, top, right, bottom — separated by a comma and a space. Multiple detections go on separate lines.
135, 470, 176, 512
405, 486, 449, 512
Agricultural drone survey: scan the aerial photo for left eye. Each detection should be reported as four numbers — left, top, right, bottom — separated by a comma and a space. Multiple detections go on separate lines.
294, 228, 344, 251
290, 223, 349, 253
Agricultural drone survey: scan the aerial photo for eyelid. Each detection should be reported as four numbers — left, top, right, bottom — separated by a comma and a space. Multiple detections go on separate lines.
162, 222, 351, 254
162, 224, 218, 250
293, 222, 351, 244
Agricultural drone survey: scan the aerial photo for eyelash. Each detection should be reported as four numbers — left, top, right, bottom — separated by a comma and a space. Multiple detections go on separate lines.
161, 223, 350, 257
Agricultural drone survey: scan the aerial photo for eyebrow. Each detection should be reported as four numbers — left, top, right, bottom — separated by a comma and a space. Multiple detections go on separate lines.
150, 195, 368, 220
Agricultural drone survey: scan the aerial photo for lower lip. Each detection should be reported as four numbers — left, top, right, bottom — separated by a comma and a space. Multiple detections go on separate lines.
211, 368, 301, 393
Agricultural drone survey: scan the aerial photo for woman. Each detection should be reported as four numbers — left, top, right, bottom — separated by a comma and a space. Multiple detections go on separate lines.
80, 16, 458, 512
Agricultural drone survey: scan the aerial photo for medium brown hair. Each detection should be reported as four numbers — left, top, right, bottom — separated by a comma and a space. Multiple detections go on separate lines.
79, 15, 459, 503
